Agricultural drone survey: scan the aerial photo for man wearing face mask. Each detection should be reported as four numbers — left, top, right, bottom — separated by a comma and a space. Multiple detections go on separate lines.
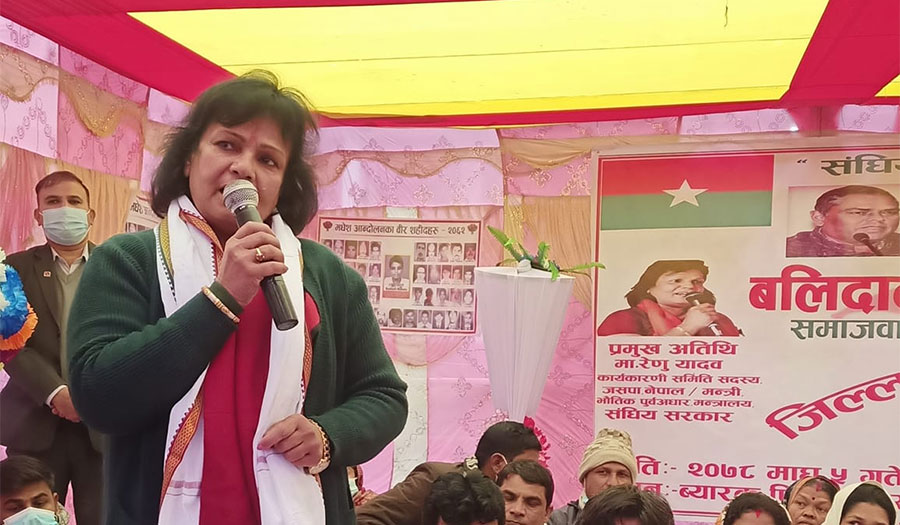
0, 456, 70, 524
356, 421, 542, 525
1, 171, 102, 525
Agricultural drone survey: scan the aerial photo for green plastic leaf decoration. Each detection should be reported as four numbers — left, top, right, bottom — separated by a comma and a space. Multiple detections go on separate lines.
486, 226, 604, 281
536, 241, 550, 266
565, 262, 607, 271
487, 226, 524, 261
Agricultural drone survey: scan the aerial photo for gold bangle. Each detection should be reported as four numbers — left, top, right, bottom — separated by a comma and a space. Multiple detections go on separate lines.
307, 419, 331, 475
673, 325, 690, 336
201, 286, 240, 324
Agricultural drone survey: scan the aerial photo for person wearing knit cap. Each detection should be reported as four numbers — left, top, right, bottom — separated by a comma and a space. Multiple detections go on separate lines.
547, 428, 638, 525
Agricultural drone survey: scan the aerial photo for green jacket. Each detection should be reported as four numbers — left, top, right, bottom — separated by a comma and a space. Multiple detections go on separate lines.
68, 230, 408, 524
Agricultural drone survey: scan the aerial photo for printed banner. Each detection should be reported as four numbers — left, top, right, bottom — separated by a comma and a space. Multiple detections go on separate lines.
318, 217, 480, 334
592, 138, 900, 519
124, 191, 160, 233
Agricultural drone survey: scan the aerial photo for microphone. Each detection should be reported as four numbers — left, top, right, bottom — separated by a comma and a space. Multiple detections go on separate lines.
684, 291, 723, 336
223, 180, 298, 331
852, 233, 883, 256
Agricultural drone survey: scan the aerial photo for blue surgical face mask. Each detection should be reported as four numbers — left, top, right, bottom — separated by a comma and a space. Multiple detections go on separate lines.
41, 207, 89, 246
2, 506, 58, 525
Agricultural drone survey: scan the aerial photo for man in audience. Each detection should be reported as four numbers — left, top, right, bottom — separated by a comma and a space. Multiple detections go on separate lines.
548, 428, 637, 525
1, 171, 103, 525
356, 421, 541, 525
498, 460, 554, 525
578, 485, 674, 525
424, 470, 506, 525
0, 455, 70, 523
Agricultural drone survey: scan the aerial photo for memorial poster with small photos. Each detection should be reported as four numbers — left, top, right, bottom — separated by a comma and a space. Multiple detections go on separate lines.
318, 217, 481, 334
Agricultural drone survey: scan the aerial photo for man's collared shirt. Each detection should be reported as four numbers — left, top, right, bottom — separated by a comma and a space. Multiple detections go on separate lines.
50, 244, 89, 275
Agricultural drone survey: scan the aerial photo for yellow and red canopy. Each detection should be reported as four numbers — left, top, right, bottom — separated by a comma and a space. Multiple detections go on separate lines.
3, 0, 897, 126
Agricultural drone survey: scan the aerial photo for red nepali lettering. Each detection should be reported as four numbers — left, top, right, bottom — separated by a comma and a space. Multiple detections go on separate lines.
748, 265, 900, 313
766, 372, 900, 439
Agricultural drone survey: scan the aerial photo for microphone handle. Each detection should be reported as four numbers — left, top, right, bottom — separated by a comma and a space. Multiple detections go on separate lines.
864, 240, 883, 256
233, 204, 299, 330
690, 299, 723, 336
262, 274, 299, 330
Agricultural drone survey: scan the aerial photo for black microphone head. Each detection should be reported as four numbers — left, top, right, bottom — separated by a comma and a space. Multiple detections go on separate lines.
223, 180, 259, 214
685, 290, 716, 305
853, 232, 871, 243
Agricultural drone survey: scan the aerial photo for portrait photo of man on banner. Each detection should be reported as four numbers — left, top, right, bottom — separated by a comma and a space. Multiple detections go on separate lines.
785, 184, 900, 257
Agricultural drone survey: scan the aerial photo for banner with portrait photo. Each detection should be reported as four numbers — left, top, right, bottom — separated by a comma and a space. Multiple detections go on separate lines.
318, 217, 480, 334
591, 136, 900, 520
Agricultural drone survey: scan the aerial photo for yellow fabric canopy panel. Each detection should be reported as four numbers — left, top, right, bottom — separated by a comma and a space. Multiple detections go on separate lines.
133, 0, 830, 116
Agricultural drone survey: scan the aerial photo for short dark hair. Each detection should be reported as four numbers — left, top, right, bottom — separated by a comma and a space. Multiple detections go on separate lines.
151, 70, 318, 233
814, 185, 899, 214
722, 493, 790, 525
497, 460, 553, 508
389, 255, 404, 267
578, 485, 674, 525
0, 455, 56, 496
841, 483, 896, 525
35, 171, 91, 205
625, 260, 710, 307
474, 421, 541, 469
424, 470, 505, 525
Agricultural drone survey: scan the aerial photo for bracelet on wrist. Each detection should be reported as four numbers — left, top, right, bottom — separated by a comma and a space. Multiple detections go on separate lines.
673, 325, 691, 336
202, 286, 240, 324
307, 419, 331, 475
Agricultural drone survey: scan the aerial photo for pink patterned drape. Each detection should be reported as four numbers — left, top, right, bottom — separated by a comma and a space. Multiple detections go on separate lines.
0, 80, 58, 158
56, 91, 143, 179
0, 144, 46, 252
0, 15, 59, 65
0, 43, 58, 158
59, 48, 148, 105
312, 126, 504, 210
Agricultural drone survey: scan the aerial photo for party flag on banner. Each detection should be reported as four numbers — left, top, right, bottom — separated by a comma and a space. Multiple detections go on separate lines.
599, 154, 774, 230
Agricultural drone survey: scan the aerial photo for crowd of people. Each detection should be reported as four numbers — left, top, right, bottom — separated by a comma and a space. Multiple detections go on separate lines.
350, 422, 896, 525
3, 420, 898, 525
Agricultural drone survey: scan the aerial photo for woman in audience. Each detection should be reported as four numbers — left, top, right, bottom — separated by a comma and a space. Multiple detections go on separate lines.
720, 493, 790, 525
783, 476, 839, 525
822, 482, 897, 525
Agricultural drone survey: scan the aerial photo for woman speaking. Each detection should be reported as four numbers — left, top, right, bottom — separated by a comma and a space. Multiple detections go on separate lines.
67, 72, 408, 524
597, 259, 741, 337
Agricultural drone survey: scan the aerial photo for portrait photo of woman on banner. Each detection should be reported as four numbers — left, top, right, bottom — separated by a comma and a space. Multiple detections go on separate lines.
597, 259, 742, 337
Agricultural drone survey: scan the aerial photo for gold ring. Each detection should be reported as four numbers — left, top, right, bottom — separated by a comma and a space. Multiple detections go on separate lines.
255, 247, 265, 263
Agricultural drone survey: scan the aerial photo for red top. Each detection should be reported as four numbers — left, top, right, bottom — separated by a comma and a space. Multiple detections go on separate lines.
200, 290, 319, 524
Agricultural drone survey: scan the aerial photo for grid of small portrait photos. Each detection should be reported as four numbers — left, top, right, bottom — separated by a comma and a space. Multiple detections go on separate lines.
321, 238, 478, 334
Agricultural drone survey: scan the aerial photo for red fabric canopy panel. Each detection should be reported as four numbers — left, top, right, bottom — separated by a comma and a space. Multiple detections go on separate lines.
2, 0, 897, 127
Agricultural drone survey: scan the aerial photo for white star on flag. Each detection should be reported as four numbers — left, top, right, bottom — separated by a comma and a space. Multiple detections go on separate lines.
663, 179, 708, 207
